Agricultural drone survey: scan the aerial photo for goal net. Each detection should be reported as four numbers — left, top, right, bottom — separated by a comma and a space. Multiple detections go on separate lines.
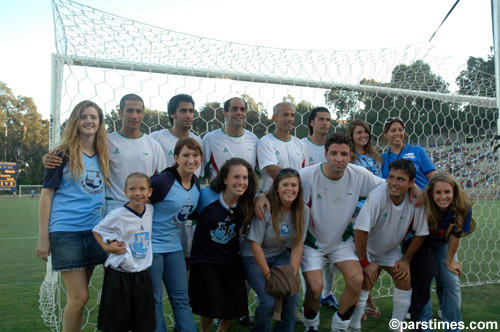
45, 0, 499, 330
19, 184, 43, 198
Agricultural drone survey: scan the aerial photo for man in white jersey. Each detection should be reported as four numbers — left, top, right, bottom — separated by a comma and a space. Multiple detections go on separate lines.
301, 107, 331, 166
201, 97, 258, 180
150, 94, 202, 175
44, 94, 166, 214
299, 132, 386, 332
348, 159, 428, 332
257, 102, 307, 193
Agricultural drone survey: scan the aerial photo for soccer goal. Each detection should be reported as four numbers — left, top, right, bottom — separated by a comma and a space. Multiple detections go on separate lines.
19, 184, 43, 198
44, 0, 500, 331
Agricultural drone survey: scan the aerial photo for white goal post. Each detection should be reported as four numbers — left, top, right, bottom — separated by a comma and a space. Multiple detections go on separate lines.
19, 184, 43, 198
44, 0, 500, 331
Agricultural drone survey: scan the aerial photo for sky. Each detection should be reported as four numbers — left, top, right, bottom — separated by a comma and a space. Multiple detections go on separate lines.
0, 0, 494, 120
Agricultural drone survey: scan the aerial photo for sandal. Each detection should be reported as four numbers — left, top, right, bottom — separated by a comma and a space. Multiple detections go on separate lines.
365, 306, 382, 318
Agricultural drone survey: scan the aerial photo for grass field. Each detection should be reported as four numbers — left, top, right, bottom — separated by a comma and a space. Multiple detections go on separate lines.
0, 197, 499, 332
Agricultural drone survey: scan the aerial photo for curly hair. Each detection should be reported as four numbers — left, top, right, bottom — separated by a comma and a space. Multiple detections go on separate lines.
425, 173, 472, 234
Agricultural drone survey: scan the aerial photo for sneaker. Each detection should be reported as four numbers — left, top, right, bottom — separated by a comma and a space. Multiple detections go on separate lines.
438, 309, 442, 319
405, 312, 411, 320
320, 294, 339, 311
239, 315, 253, 327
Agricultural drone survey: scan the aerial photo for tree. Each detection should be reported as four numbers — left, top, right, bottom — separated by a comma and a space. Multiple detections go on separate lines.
456, 53, 495, 97
0, 81, 49, 186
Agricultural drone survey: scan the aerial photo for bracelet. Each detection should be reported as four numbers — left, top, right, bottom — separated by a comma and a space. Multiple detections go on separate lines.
360, 258, 370, 268
264, 271, 271, 278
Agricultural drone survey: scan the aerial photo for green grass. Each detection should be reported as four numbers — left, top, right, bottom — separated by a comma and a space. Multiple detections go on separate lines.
0, 197, 499, 331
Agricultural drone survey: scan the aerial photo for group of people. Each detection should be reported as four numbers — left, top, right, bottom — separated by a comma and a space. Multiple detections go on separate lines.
35, 94, 473, 332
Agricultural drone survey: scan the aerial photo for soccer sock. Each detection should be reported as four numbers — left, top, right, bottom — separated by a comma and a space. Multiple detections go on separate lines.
348, 289, 369, 328
392, 287, 412, 323
302, 304, 320, 329
331, 311, 351, 331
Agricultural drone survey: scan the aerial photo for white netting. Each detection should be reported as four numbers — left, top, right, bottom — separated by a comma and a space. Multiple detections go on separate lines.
44, 0, 500, 330
18, 184, 43, 197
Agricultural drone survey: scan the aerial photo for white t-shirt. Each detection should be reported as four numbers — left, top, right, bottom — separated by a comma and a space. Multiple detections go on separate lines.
301, 137, 326, 166
93, 204, 154, 272
107, 132, 166, 211
300, 163, 385, 252
257, 133, 307, 192
201, 128, 258, 179
149, 128, 202, 176
354, 183, 429, 257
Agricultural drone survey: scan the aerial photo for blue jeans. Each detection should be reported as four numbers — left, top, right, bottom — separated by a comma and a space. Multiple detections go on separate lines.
420, 240, 462, 332
242, 251, 299, 332
149, 251, 196, 332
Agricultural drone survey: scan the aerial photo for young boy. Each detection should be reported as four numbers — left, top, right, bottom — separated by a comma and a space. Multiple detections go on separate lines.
93, 172, 155, 332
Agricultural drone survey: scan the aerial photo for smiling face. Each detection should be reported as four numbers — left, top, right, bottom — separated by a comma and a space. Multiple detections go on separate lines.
124, 177, 152, 213
119, 99, 144, 136
273, 104, 295, 134
224, 164, 249, 198
225, 98, 247, 129
386, 168, 414, 204
277, 176, 300, 207
172, 101, 194, 131
432, 181, 454, 211
78, 106, 100, 138
174, 145, 201, 176
383, 121, 405, 148
352, 125, 370, 151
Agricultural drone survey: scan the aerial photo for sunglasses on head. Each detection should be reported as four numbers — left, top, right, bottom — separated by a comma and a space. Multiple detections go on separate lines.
384, 117, 404, 127
278, 168, 300, 177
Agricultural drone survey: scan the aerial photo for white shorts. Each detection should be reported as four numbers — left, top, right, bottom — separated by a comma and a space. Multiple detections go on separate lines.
367, 246, 403, 268
301, 240, 358, 273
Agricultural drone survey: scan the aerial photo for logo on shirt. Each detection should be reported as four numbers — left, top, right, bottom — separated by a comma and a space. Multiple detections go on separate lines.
172, 205, 195, 226
168, 150, 174, 156
81, 170, 104, 193
280, 224, 291, 236
113, 148, 120, 154
130, 232, 150, 259
316, 194, 322, 199
142, 152, 149, 156
401, 152, 416, 160
210, 219, 237, 244
276, 150, 281, 156
223, 147, 229, 153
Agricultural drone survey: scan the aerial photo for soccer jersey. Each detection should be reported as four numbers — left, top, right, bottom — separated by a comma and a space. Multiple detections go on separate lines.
301, 137, 326, 166
240, 206, 309, 258
149, 167, 200, 253
106, 132, 166, 211
354, 183, 429, 257
257, 133, 307, 192
190, 188, 242, 264
201, 128, 258, 179
93, 204, 154, 272
381, 143, 435, 189
43, 153, 105, 232
430, 208, 472, 242
149, 129, 202, 176
300, 163, 385, 252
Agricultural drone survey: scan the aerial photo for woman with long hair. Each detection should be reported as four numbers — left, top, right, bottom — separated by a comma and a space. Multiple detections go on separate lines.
36, 100, 110, 332
189, 158, 257, 332
381, 117, 435, 189
421, 173, 473, 331
241, 168, 308, 332
149, 138, 203, 332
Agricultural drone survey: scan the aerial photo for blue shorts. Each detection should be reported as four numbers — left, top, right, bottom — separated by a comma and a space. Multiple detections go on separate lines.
50, 230, 107, 271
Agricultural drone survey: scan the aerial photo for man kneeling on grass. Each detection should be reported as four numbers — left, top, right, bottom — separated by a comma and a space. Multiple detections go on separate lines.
349, 159, 429, 332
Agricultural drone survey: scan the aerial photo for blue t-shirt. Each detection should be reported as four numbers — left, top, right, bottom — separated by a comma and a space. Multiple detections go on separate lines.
43, 153, 105, 232
430, 208, 472, 242
353, 153, 382, 210
381, 143, 435, 189
190, 187, 242, 264
150, 167, 200, 254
